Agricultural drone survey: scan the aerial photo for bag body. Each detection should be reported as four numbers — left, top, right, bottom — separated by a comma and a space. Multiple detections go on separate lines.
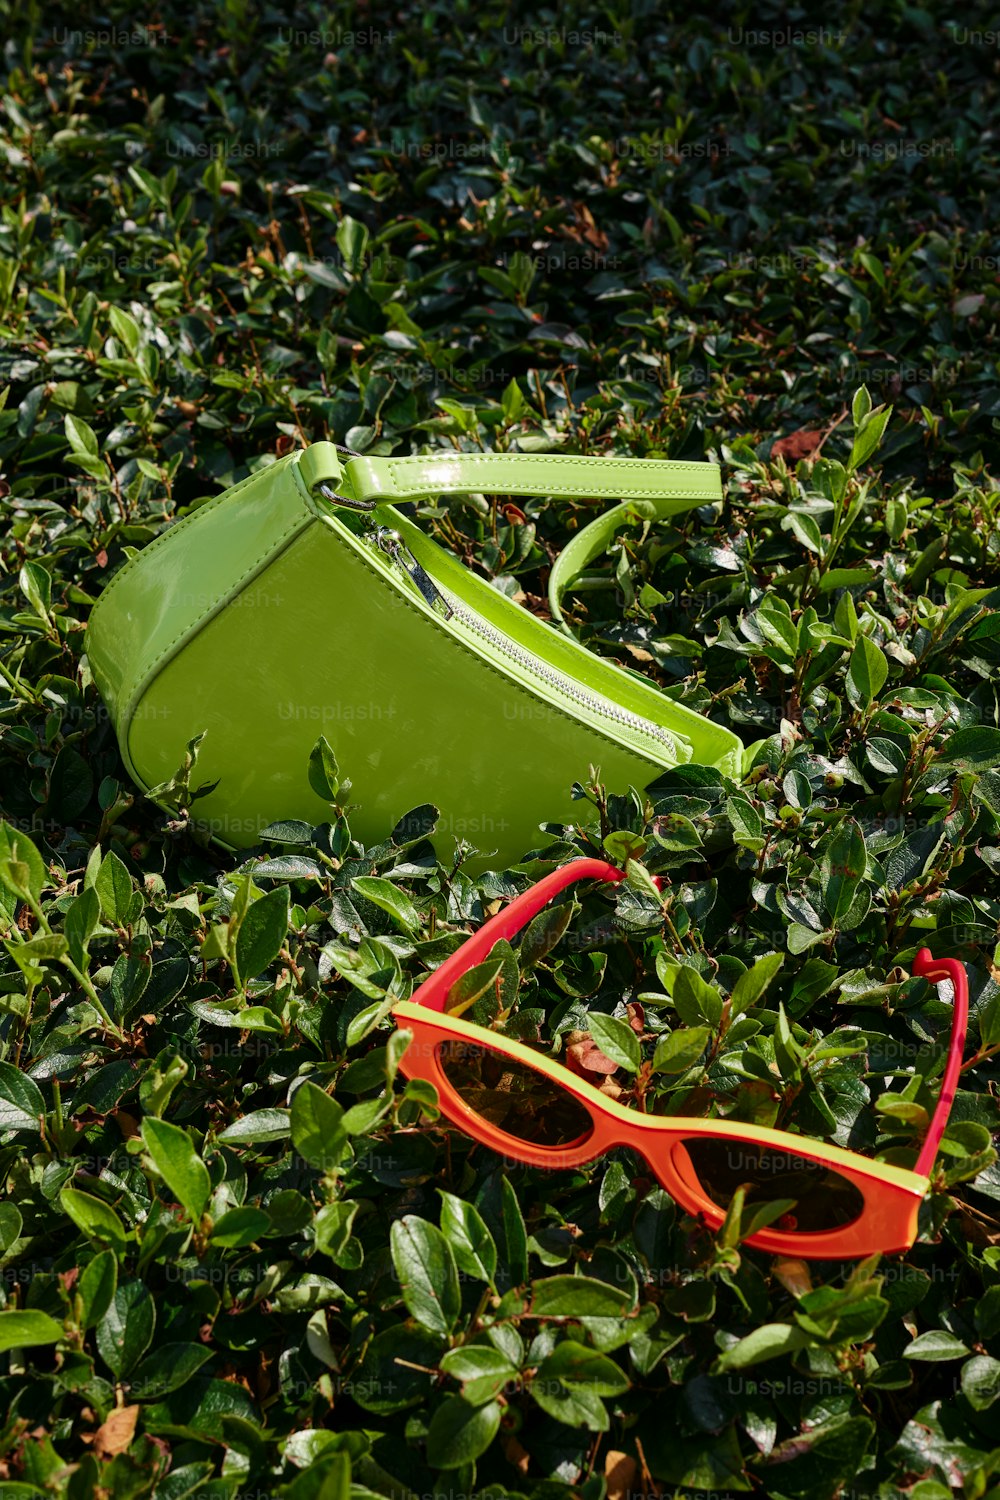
85, 442, 744, 869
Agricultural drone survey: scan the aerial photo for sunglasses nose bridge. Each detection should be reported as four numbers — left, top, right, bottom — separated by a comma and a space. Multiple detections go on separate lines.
626, 1125, 720, 1225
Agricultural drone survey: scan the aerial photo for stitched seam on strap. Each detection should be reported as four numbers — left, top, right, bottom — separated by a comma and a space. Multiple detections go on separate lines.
385, 457, 718, 472
382, 455, 720, 498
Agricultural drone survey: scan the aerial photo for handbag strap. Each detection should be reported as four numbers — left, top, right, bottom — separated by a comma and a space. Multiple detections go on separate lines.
298, 442, 723, 638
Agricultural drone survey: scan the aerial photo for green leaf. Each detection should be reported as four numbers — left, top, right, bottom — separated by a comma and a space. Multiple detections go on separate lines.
108, 305, 141, 355
746, 1413, 874, 1495
779, 768, 815, 816
445, 956, 504, 1015
308, 734, 341, 801
726, 796, 763, 847
108, 953, 150, 1022
938, 726, 1000, 771
903, 1330, 969, 1361
18, 561, 52, 625
438, 1190, 497, 1288
528, 1275, 631, 1319
0, 1063, 45, 1132
208, 1206, 271, 1254
852, 384, 872, 427
390, 1215, 461, 1335
0, 1310, 63, 1355
867, 736, 907, 775
714, 1322, 809, 1371
501, 1175, 528, 1286
351, 876, 419, 934
188, 1002, 283, 1033
773, 1002, 805, 1077
625, 856, 663, 904
961, 1354, 1000, 1410
527, 1368, 614, 1434
0, 823, 47, 902
876, 1098, 929, 1127
439, 1344, 517, 1404
835, 588, 859, 640
754, 597, 799, 658
846, 636, 888, 709
282, 1452, 350, 1500
588, 1013, 641, 1072
737, 1193, 799, 1246
64, 886, 101, 970
672, 965, 724, 1027
336, 215, 370, 273
64, 412, 100, 459
59, 1187, 128, 1252
290, 1082, 347, 1170
341, 1096, 391, 1136
603, 829, 647, 864
652, 1025, 711, 1073
141, 1117, 211, 1222
425, 1396, 501, 1469
217, 1108, 291, 1144
821, 818, 867, 925
321, 940, 386, 1000
77, 1251, 118, 1330
351, 1325, 443, 1415
501, 377, 528, 423
730, 952, 784, 1015
783, 509, 824, 554
234, 885, 289, 985
344, 995, 397, 1047
94, 851, 135, 925
886, 497, 908, 542
0, 1203, 22, 1255
97, 1281, 155, 1378
519, 900, 575, 968
507, 250, 537, 298
788, 923, 826, 954
848, 403, 893, 471
129, 1341, 213, 1400
7, 932, 68, 991
652, 812, 703, 851
313, 1201, 360, 1265
534, 1339, 629, 1394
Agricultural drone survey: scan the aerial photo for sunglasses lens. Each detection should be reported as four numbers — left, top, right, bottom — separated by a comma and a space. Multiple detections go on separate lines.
680, 1138, 865, 1232
436, 1038, 593, 1148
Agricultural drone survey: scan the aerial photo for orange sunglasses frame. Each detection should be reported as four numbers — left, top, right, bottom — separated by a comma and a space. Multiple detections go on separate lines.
391, 858, 968, 1260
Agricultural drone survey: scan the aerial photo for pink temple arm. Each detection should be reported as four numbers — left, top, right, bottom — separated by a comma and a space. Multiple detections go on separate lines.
409, 858, 636, 1012
912, 948, 969, 1178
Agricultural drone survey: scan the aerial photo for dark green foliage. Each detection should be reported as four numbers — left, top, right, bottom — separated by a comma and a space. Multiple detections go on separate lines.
0, 1, 999, 1496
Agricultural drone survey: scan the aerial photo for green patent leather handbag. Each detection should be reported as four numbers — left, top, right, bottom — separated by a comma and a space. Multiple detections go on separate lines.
84, 441, 745, 870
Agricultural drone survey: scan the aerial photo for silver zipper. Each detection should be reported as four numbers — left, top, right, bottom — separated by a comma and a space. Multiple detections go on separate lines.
367, 527, 681, 756
371, 527, 454, 619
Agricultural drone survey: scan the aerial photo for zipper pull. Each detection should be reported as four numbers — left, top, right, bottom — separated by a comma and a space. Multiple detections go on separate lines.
370, 527, 454, 620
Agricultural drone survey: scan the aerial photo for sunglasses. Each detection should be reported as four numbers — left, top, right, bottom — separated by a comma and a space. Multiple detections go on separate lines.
390, 857, 968, 1260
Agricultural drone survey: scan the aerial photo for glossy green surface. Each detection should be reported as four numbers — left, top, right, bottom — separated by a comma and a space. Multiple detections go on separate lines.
85, 444, 743, 870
